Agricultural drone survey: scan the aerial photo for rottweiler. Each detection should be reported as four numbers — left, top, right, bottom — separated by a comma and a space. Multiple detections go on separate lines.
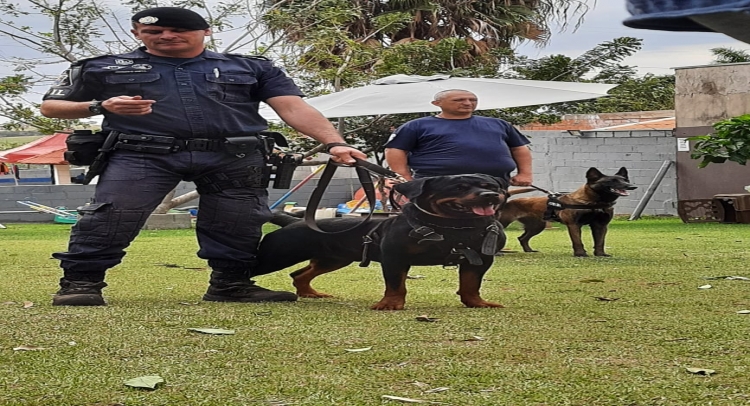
252, 174, 509, 310
498, 167, 636, 257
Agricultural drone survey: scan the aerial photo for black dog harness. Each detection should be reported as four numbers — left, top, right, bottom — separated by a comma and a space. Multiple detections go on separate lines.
528, 185, 615, 222
359, 203, 503, 268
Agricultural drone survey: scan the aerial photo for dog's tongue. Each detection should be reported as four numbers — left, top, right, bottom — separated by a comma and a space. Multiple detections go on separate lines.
472, 205, 496, 216
614, 189, 630, 196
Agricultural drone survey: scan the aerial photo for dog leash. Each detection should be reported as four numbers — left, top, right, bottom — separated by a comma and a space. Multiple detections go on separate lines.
304, 158, 404, 233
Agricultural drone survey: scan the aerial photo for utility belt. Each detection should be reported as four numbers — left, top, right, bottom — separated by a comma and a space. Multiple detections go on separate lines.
114, 133, 271, 155
64, 130, 301, 189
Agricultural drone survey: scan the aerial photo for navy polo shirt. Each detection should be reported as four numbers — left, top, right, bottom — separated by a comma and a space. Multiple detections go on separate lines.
385, 116, 530, 179
43, 47, 304, 138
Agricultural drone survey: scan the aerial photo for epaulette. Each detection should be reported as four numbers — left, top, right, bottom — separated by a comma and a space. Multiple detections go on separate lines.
70, 54, 111, 66
226, 53, 271, 61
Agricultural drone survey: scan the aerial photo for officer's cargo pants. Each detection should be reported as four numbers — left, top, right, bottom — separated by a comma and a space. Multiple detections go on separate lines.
53, 148, 271, 276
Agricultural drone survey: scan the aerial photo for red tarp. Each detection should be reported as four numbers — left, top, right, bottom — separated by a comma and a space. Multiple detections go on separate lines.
0, 133, 69, 165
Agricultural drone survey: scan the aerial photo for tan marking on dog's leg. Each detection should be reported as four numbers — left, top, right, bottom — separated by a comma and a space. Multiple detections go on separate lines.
591, 223, 610, 256
291, 262, 334, 298
371, 273, 407, 310
457, 268, 504, 308
566, 224, 588, 257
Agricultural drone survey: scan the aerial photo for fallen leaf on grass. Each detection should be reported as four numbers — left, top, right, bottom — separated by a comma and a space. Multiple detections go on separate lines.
22, 301, 33, 308
464, 336, 485, 341
697, 285, 713, 289
580, 279, 605, 283
381, 395, 444, 404
124, 375, 164, 390
415, 315, 439, 322
703, 275, 750, 281
344, 347, 372, 353
13, 345, 45, 351
187, 328, 235, 335
737, 310, 750, 314
424, 387, 449, 394
266, 401, 292, 406
594, 297, 619, 301
686, 367, 716, 376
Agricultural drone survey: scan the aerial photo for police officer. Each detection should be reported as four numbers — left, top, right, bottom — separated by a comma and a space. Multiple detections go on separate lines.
40, 7, 366, 306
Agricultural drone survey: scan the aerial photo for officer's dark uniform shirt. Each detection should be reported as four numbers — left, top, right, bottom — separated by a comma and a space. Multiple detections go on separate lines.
43, 47, 304, 139
385, 116, 530, 179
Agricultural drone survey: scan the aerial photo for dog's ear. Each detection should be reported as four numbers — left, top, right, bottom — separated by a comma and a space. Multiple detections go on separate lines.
491, 175, 509, 191
586, 167, 604, 183
393, 178, 428, 200
615, 167, 629, 181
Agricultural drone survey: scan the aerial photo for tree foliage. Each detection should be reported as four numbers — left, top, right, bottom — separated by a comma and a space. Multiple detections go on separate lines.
0, 0, 274, 133
688, 114, 750, 167
710, 47, 750, 64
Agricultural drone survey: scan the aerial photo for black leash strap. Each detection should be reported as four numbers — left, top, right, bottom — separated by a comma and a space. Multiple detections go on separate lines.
304, 158, 380, 233
529, 184, 554, 195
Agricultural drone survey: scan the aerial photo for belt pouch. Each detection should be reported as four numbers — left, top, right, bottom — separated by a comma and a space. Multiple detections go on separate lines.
223, 136, 259, 155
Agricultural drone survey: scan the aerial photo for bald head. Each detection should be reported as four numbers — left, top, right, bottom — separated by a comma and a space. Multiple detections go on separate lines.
433, 89, 477, 102
431, 89, 478, 119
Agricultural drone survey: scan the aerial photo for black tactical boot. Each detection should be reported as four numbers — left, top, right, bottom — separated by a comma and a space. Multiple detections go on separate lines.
203, 269, 297, 303
52, 279, 107, 306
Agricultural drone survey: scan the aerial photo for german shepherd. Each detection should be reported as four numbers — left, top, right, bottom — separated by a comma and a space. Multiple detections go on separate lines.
252, 174, 509, 310
498, 167, 636, 257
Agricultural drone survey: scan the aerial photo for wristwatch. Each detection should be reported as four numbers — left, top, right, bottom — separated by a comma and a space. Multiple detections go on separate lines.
88, 100, 106, 114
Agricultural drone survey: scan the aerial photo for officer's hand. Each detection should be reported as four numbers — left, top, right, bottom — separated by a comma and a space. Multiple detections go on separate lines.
102, 96, 156, 116
510, 173, 533, 186
328, 146, 367, 165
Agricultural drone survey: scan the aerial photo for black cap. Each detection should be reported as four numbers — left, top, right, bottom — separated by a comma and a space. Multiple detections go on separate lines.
131, 7, 209, 30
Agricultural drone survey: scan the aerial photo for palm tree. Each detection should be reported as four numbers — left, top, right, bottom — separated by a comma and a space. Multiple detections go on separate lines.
711, 47, 750, 64
263, 0, 590, 70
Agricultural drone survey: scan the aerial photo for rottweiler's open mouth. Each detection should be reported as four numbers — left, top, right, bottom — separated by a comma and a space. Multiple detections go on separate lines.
444, 201, 501, 216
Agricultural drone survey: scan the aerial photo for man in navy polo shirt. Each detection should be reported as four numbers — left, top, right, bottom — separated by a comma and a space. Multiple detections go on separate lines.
384, 89, 533, 185
40, 7, 366, 306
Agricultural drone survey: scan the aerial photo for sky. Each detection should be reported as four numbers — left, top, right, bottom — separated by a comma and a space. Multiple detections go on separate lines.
1, 1, 748, 110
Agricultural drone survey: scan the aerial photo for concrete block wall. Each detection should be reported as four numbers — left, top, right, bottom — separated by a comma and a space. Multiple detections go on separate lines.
526, 130, 677, 216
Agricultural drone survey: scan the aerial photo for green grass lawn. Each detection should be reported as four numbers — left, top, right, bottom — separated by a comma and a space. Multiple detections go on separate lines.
1, 218, 749, 405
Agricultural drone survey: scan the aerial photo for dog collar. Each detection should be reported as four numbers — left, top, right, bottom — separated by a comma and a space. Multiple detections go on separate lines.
406, 203, 495, 230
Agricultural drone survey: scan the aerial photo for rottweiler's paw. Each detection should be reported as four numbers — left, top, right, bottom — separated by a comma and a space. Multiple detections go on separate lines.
371, 299, 405, 310
462, 299, 505, 308
296, 289, 334, 298
594, 252, 611, 257
574, 252, 588, 257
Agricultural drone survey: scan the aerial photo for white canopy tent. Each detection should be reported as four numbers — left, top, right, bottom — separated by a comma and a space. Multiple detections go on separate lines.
260, 74, 617, 120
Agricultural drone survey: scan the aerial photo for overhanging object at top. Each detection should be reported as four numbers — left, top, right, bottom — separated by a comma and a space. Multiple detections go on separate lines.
259, 74, 617, 120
